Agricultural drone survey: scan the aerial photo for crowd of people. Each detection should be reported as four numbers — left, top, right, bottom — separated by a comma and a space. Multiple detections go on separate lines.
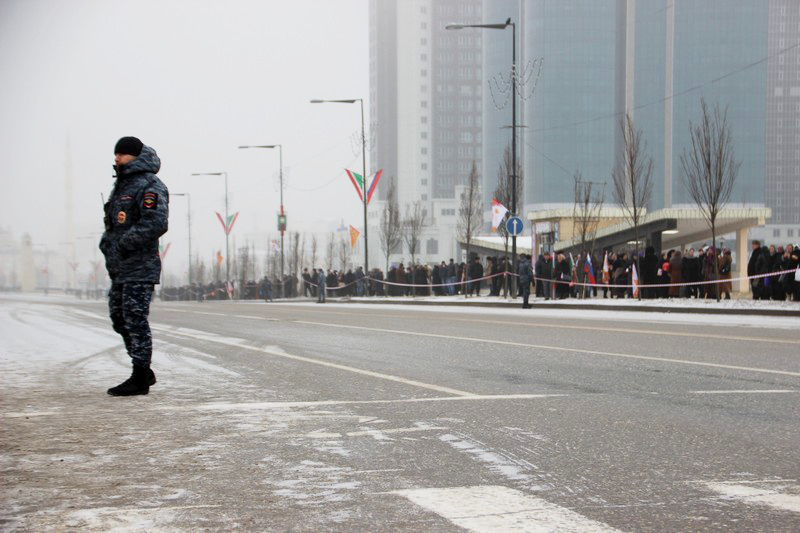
158, 241, 799, 303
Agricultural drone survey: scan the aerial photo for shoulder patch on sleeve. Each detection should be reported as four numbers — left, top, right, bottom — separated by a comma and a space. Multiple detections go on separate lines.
143, 192, 158, 209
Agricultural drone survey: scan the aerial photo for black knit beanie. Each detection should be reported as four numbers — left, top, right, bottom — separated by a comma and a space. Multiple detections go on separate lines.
114, 136, 143, 157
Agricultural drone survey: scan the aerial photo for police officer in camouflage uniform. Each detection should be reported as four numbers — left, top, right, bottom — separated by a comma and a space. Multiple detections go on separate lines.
100, 137, 169, 396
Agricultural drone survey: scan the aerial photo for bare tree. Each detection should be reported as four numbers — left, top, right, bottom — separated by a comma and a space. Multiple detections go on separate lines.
680, 98, 740, 301
338, 236, 349, 272
290, 231, 301, 277
494, 144, 524, 214
310, 234, 318, 269
493, 143, 524, 257
326, 233, 335, 271
299, 233, 306, 273
237, 245, 251, 288
402, 201, 426, 268
612, 113, 654, 272
193, 255, 207, 286
458, 160, 483, 262
379, 177, 402, 273
572, 171, 606, 255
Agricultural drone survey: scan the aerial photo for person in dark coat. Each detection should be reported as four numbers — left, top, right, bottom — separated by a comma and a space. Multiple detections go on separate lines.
317, 268, 327, 302
668, 250, 682, 298
554, 253, 571, 299
467, 256, 483, 296
701, 247, 719, 299
640, 246, 659, 299
747, 240, 762, 299
718, 249, 733, 299
518, 254, 533, 308
100, 137, 168, 396
537, 251, 553, 299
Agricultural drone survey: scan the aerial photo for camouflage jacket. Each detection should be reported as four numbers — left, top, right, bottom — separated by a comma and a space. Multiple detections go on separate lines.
100, 145, 169, 283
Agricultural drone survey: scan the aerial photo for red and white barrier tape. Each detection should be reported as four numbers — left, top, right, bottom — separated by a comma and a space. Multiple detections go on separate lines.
535, 268, 799, 289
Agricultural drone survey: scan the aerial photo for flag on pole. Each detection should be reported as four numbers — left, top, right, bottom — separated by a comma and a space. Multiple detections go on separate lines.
584, 254, 596, 285
568, 252, 577, 286
367, 169, 383, 204
344, 169, 364, 201
602, 251, 610, 284
159, 242, 171, 260
215, 211, 240, 235
349, 225, 360, 249
216, 251, 223, 266
632, 263, 640, 298
491, 199, 508, 231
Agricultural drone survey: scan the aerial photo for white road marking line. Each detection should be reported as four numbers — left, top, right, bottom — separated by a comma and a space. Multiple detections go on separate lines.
296, 320, 800, 378
346, 426, 447, 437
4, 411, 61, 418
689, 479, 796, 485
149, 323, 473, 397
160, 309, 275, 321
704, 482, 800, 513
160, 394, 566, 412
394, 485, 621, 532
690, 389, 798, 394
304, 426, 448, 439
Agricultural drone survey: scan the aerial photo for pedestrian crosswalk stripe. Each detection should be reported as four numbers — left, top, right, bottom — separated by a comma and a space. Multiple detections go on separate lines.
703, 482, 800, 513
394, 485, 621, 532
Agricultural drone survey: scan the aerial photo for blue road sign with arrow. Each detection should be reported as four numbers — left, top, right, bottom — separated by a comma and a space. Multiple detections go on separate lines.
506, 216, 524, 236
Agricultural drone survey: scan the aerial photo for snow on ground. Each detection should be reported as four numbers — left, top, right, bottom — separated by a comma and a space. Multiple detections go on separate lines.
244, 299, 800, 330
345, 293, 800, 311
0, 296, 402, 530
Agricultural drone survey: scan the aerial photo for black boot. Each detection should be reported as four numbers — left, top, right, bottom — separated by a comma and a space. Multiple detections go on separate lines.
108, 365, 151, 396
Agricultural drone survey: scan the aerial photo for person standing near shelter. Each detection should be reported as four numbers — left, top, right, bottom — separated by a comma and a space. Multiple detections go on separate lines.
100, 137, 169, 396
317, 267, 326, 303
518, 254, 533, 308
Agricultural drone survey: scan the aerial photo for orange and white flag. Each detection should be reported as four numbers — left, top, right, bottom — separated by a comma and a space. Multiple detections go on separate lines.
349, 225, 360, 249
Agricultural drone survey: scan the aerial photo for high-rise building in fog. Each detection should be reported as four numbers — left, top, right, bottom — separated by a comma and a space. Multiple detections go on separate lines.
369, 1, 797, 264
766, 0, 800, 227
483, 0, 771, 217
368, 0, 483, 265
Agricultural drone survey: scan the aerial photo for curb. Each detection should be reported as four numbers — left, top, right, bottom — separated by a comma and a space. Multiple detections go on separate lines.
338, 298, 800, 317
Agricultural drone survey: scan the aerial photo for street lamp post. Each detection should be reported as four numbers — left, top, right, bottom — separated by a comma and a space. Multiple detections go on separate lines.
311, 98, 369, 279
447, 18, 518, 294
171, 193, 193, 285
239, 144, 284, 279
191, 172, 229, 293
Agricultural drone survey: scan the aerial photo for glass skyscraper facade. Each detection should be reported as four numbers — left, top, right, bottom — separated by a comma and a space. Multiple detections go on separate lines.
483, 0, 771, 214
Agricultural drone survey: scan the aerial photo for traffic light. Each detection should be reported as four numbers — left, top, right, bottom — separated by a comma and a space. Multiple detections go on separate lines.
277, 213, 287, 233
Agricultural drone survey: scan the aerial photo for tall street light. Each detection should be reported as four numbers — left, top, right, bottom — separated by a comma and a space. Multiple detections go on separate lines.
447, 18, 518, 293
191, 171, 230, 292
239, 144, 285, 279
171, 193, 193, 286
311, 98, 369, 278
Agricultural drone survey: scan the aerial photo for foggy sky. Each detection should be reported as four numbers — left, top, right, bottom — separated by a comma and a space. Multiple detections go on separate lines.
0, 0, 369, 278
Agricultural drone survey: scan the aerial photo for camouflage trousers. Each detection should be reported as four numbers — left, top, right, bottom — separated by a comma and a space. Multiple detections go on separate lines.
108, 282, 154, 368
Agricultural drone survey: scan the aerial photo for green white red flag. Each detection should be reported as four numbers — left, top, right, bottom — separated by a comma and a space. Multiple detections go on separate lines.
215, 212, 239, 235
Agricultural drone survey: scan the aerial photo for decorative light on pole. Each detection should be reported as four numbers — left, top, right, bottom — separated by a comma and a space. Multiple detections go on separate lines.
171, 193, 193, 285
311, 98, 370, 279
191, 172, 230, 292
447, 18, 519, 293
239, 144, 285, 279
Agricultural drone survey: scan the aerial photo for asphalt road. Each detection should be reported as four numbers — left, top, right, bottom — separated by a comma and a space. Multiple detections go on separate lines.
2, 295, 799, 531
